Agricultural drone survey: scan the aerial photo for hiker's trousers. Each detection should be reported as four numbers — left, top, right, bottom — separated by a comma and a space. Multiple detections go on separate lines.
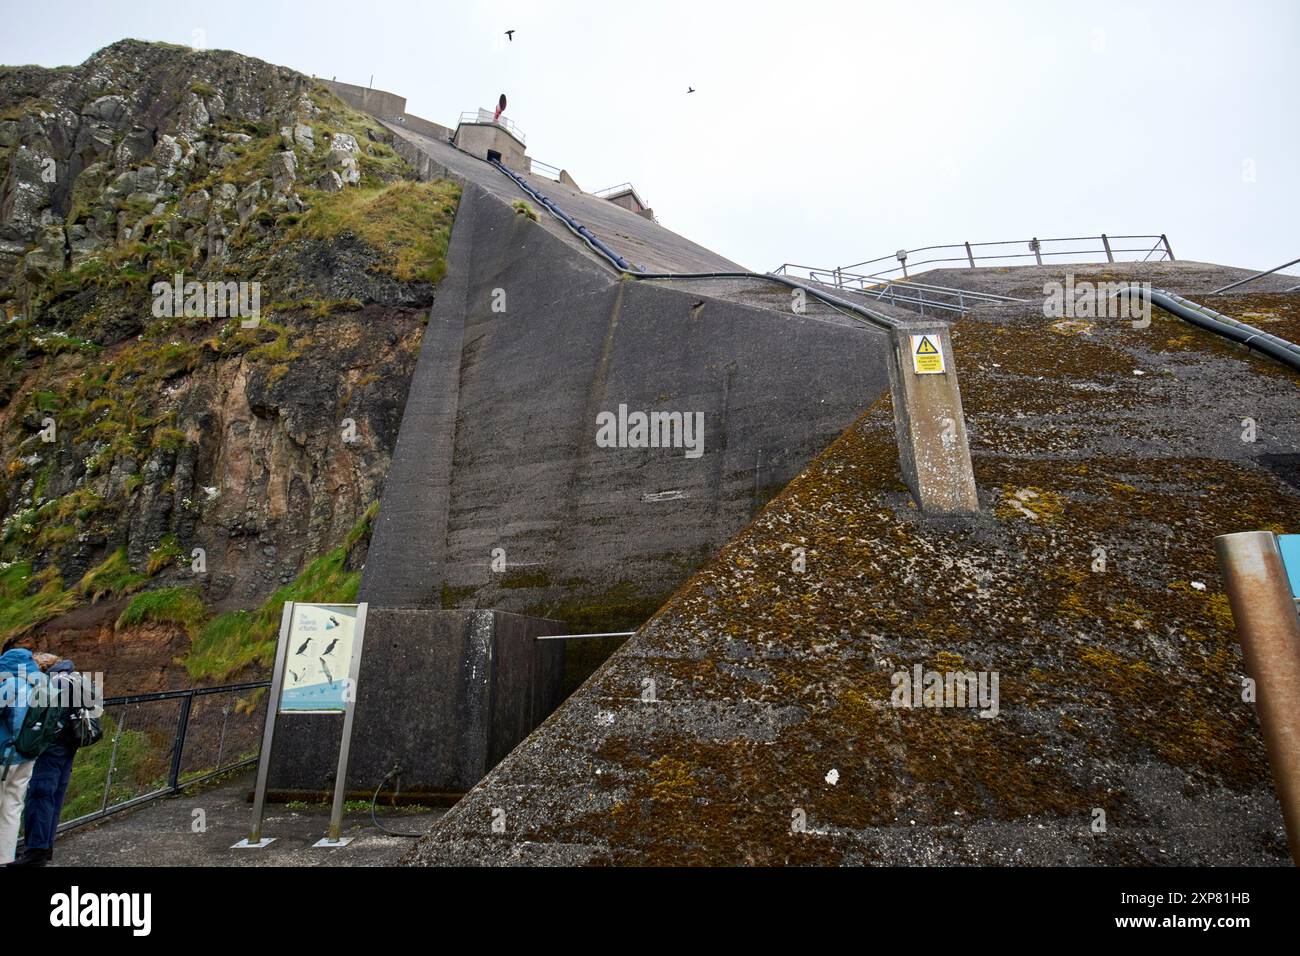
0, 759, 35, 864
24, 742, 77, 850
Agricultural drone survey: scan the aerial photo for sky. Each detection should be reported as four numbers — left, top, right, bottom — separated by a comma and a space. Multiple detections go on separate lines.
1, 0, 1296, 276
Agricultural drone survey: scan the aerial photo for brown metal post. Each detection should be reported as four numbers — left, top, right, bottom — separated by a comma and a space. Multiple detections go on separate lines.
1214, 531, 1300, 865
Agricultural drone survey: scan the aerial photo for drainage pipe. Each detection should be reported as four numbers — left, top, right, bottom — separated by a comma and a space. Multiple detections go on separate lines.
1118, 286, 1300, 374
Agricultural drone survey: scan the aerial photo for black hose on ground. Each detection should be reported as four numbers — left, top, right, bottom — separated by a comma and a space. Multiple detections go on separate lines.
370, 766, 423, 838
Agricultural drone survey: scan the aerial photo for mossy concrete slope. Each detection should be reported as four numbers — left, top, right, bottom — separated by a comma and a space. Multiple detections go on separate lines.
405, 263, 1300, 865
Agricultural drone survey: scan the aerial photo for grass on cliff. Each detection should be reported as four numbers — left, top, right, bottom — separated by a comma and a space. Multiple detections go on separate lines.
183, 502, 377, 681
290, 179, 460, 283
0, 563, 77, 645
79, 547, 148, 602
0, 538, 185, 643
116, 585, 206, 633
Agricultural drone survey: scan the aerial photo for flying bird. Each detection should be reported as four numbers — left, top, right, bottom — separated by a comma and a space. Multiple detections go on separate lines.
322, 637, 339, 656
687, 87, 695, 94
505, 30, 515, 41
295, 637, 312, 655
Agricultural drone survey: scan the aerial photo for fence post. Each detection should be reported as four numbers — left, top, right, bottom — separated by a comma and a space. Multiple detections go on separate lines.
215, 702, 231, 772
1030, 238, 1042, 266
1162, 234, 1175, 261
167, 692, 194, 794
100, 705, 127, 813
1101, 234, 1114, 263
965, 242, 975, 268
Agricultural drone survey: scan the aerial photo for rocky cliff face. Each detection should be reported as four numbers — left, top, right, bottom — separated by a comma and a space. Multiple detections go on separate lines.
0, 40, 457, 686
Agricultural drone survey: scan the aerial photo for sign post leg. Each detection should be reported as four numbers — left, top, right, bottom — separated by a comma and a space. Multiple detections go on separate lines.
316, 603, 368, 848
232, 601, 295, 849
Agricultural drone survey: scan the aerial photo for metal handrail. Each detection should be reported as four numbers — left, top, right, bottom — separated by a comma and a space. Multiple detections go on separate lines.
775, 233, 1175, 283
456, 108, 526, 144
528, 159, 563, 181
36, 679, 272, 839
593, 183, 636, 198
1210, 257, 1300, 295
772, 267, 1028, 316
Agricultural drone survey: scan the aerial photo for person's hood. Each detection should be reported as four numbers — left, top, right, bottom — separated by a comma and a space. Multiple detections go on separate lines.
0, 647, 36, 676
48, 658, 74, 674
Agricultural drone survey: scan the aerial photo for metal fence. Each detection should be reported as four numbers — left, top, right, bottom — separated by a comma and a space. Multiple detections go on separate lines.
47, 680, 270, 836
774, 233, 1175, 284
767, 270, 1029, 316
527, 158, 563, 182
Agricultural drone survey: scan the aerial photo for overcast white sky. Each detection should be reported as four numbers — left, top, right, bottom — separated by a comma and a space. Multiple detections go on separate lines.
2, 0, 1296, 275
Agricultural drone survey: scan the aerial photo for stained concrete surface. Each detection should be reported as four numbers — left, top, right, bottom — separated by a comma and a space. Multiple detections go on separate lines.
360, 129, 894, 627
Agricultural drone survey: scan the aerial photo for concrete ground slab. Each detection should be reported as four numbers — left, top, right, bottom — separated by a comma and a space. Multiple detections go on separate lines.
47, 772, 441, 867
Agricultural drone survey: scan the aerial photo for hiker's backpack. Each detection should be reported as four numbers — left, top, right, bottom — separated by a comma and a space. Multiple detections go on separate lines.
11, 669, 63, 759
54, 672, 104, 748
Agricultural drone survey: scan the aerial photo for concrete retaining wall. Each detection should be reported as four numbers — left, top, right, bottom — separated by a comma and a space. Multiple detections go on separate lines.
321, 79, 406, 120
266, 608, 565, 797
321, 79, 452, 144
358, 176, 889, 624
396, 113, 452, 143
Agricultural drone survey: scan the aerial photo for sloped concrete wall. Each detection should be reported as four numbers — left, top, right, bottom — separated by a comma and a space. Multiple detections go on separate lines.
358, 177, 890, 622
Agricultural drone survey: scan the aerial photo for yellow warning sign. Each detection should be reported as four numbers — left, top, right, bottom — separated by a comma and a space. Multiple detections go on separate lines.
910, 334, 946, 374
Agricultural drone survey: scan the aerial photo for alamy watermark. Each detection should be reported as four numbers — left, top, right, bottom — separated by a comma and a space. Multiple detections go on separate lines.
0, 667, 104, 717
891, 662, 999, 718
151, 272, 261, 327
1043, 275, 1151, 329
595, 404, 705, 459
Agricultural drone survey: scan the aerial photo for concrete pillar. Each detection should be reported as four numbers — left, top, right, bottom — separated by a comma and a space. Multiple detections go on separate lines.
885, 319, 979, 513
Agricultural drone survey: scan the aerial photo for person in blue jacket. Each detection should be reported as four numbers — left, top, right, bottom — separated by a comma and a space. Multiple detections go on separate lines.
10, 654, 82, 866
0, 636, 40, 864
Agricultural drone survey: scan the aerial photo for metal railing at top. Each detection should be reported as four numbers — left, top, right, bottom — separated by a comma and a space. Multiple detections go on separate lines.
772, 267, 1029, 316
594, 183, 636, 198
1210, 256, 1300, 295
528, 159, 563, 181
774, 233, 1175, 284
24, 680, 271, 841
457, 109, 526, 144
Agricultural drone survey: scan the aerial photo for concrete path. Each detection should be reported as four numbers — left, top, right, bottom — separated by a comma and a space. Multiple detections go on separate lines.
47, 772, 442, 867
